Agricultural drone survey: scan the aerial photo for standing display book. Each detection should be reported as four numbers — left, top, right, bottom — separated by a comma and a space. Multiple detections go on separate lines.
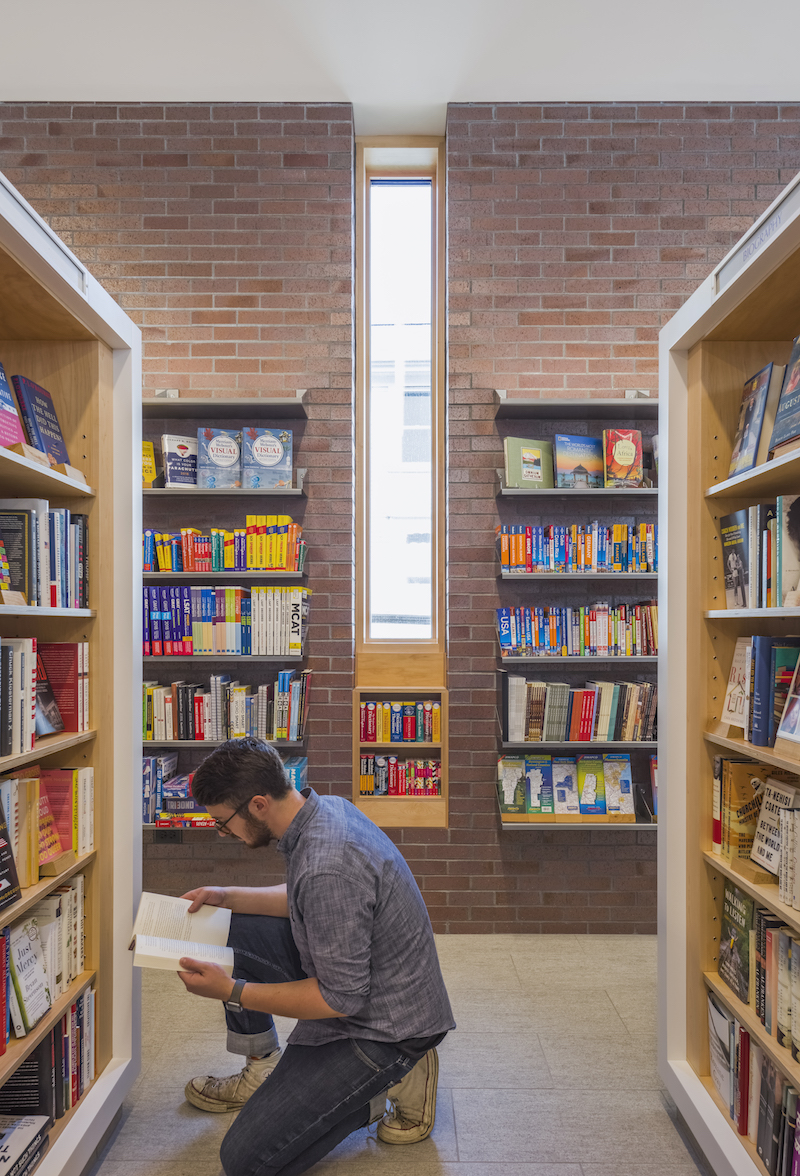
9, 377, 70, 469
0, 364, 24, 450
503, 437, 554, 489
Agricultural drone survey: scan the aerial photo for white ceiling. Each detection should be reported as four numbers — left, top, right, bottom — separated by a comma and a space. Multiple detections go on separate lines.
3, 0, 800, 135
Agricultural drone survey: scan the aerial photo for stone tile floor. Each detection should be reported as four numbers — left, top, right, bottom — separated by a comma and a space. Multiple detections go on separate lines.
90, 935, 709, 1176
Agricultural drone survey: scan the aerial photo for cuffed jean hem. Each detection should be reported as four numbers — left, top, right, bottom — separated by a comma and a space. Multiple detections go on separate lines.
227, 1025, 280, 1058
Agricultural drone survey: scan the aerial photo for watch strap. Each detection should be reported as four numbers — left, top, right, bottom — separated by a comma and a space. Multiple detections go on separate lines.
226, 978, 246, 1009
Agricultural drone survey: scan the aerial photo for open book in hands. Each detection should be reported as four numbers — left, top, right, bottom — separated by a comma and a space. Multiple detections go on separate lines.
129, 891, 234, 975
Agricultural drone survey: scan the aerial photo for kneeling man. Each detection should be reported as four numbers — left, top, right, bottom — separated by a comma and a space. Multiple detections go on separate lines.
176, 738, 454, 1176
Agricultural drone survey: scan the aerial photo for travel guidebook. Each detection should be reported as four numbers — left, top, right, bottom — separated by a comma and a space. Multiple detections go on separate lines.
553, 434, 604, 489
728, 362, 785, 477
503, 437, 554, 489
602, 429, 643, 487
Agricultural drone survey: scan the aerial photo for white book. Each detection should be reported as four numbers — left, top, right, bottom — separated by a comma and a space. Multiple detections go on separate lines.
0, 1115, 50, 1172
70, 874, 84, 975
88, 987, 96, 1081
793, 810, 800, 910
28, 896, 63, 999
8, 918, 51, 1032
55, 885, 73, 987
722, 636, 751, 731
748, 1043, 764, 1144
130, 891, 233, 974
751, 778, 800, 874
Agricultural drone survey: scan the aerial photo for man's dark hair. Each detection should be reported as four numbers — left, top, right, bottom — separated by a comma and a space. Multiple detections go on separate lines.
191, 738, 292, 809
787, 497, 800, 554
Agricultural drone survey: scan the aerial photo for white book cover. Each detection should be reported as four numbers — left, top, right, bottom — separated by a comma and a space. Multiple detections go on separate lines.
8, 918, 51, 1032
0, 1115, 50, 1171
722, 637, 751, 731
751, 778, 800, 873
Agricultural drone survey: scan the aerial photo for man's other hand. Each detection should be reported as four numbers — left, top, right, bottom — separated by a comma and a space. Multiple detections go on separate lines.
181, 886, 227, 913
177, 958, 235, 1002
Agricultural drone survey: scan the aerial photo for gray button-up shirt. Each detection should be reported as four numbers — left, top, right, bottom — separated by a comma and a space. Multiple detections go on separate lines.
276, 788, 455, 1046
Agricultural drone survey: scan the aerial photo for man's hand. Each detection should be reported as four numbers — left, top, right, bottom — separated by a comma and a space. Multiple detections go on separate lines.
181, 887, 227, 914
177, 958, 235, 1002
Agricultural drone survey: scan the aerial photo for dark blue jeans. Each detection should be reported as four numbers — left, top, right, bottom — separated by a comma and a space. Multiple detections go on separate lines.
218, 913, 421, 1176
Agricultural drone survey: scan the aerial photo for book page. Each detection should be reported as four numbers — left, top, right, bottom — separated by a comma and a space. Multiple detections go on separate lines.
132, 892, 231, 948
133, 935, 234, 975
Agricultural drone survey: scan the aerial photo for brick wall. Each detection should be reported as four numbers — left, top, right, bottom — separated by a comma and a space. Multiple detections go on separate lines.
2, 101, 796, 930
440, 102, 800, 933
0, 102, 355, 898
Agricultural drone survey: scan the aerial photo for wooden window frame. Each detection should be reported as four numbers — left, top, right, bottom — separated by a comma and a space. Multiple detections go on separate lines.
355, 137, 446, 688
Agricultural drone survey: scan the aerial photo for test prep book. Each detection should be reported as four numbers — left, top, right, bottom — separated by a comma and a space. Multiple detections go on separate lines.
130, 891, 234, 974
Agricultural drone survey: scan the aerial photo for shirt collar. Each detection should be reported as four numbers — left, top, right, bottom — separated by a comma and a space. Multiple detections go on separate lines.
277, 787, 317, 856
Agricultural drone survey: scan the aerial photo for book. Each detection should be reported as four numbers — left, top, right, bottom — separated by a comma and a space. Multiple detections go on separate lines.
751, 777, 800, 874
502, 437, 554, 489
0, 1033, 56, 1121
524, 755, 554, 818
160, 435, 197, 486
769, 337, 800, 458
130, 891, 234, 974
552, 435, 603, 489
33, 654, 63, 739
10, 377, 69, 469
708, 991, 735, 1108
719, 880, 754, 1003
36, 645, 83, 734
603, 753, 635, 821
36, 796, 62, 869
242, 427, 293, 489
729, 363, 785, 476
496, 758, 527, 815
0, 1115, 50, 1174
0, 797, 20, 916
576, 755, 606, 817
0, 513, 35, 606
722, 637, 751, 731
720, 510, 749, 609
776, 656, 800, 750
0, 365, 25, 451
602, 428, 643, 487
197, 429, 242, 489
142, 441, 158, 489
8, 919, 50, 1034
777, 495, 800, 608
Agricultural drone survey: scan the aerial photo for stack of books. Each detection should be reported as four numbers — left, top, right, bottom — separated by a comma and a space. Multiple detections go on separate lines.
142, 669, 312, 743
496, 602, 658, 658
502, 676, 656, 743
143, 516, 306, 574
359, 700, 441, 743
358, 757, 441, 797
496, 521, 657, 574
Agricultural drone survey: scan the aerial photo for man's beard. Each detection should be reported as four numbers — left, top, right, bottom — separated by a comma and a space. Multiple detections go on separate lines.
242, 812, 273, 849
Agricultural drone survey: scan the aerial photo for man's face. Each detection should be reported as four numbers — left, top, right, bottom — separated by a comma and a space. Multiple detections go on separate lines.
205, 799, 274, 849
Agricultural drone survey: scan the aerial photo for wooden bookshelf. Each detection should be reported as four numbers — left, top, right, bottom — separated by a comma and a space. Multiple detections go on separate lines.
660, 168, 800, 1176
352, 687, 448, 828
0, 171, 139, 1174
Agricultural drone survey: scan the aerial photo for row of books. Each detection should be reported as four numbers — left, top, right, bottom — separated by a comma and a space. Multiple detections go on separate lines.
0, 641, 89, 759
496, 522, 658, 575
496, 752, 658, 820
496, 602, 659, 658
142, 585, 310, 657
711, 758, 794, 868
0, 364, 72, 469
503, 676, 657, 744
142, 756, 308, 825
720, 500, 800, 610
359, 700, 441, 744
0, 502, 88, 610
0, 767, 94, 893
358, 756, 442, 797
722, 637, 800, 749
707, 989, 795, 1172
0, 1113, 52, 1176
143, 670, 312, 743
726, 344, 800, 479
148, 427, 293, 489
503, 430, 651, 490
143, 517, 307, 574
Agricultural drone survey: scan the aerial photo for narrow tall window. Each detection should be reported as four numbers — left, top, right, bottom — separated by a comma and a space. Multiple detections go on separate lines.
368, 179, 433, 640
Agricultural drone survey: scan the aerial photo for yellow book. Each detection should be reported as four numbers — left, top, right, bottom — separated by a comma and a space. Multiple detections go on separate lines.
224, 531, 235, 570
266, 515, 277, 569
276, 515, 291, 570
380, 701, 391, 742
431, 701, 441, 742
246, 516, 256, 569
258, 516, 268, 570
142, 441, 157, 488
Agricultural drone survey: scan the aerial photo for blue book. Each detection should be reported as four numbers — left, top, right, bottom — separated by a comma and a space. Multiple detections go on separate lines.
496, 608, 512, 650
242, 427, 293, 489
11, 375, 70, 467
197, 428, 242, 489
768, 337, 800, 454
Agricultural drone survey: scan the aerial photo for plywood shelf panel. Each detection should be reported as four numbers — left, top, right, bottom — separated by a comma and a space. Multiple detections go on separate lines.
499, 655, 658, 664
0, 449, 94, 498
703, 726, 800, 776
143, 487, 304, 497
706, 449, 800, 500
702, 850, 795, 934
501, 820, 652, 830
0, 972, 96, 1089
354, 796, 448, 829
144, 740, 304, 749
0, 853, 96, 934
0, 730, 96, 774
0, 607, 95, 618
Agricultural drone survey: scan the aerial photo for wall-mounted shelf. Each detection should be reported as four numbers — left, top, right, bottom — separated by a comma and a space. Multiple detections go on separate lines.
500, 820, 655, 830
499, 571, 658, 581
144, 469, 306, 496
495, 469, 658, 497
500, 740, 657, 750
144, 654, 302, 662
142, 391, 307, 419
499, 655, 658, 664
143, 739, 305, 749
143, 570, 306, 582
494, 392, 659, 420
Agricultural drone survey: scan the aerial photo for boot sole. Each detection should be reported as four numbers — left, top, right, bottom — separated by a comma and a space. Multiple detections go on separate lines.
184, 1079, 248, 1113
377, 1049, 438, 1145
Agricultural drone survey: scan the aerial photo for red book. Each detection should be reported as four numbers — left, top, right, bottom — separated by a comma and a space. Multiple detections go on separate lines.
388, 756, 398, 796
579, 689, 597, 741
737, 1026, 749, 1135
525, 526, 532, 573
365, 702, 377, 742
569, 691, 584, 740
70, 1002, 79, 1107
37, 643, 81, 731
359, 702, 366, 742
0, 932, 6, 1057
193, 693, 204, 741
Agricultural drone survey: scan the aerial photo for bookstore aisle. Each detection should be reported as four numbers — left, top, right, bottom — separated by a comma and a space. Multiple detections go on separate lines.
89, 935, 707, 1176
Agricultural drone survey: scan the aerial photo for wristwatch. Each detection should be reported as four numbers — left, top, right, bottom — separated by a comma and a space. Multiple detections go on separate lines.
225, 978, 247, 1012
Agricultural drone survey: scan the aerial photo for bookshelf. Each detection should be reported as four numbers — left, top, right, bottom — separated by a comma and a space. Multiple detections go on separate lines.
352, 687, 448, 828
0, 173, 140, 1173
141, 395, 311, 828
493, 394, 659, 828
660, 169, 800, 1176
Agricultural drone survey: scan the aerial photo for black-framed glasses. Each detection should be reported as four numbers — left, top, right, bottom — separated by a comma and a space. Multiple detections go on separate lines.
214, 797, 253, 836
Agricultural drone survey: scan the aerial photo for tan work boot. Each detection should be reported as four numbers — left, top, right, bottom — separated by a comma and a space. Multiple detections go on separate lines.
185, 1049, 282, 1112
377, 1048, 438, 1144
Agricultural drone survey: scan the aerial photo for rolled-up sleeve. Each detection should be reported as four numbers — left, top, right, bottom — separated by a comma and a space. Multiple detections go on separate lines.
295, 872, 375, 1016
